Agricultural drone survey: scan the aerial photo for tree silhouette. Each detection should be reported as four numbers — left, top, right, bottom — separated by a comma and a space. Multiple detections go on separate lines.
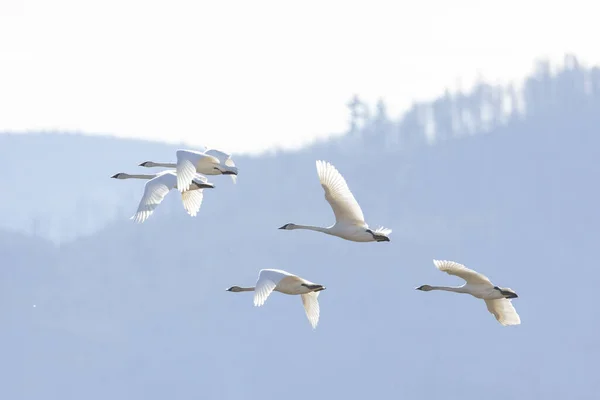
340, 54, 600, 153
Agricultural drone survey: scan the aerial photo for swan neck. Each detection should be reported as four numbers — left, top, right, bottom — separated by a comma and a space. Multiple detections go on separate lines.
430, 285, 467, 293
122, 174, 155, 180
237, 287, 255, 292
151, 162, 176, 168
293, 224, 330, 234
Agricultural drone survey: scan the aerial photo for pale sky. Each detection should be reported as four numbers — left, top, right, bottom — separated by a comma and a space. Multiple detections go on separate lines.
1, 0, 598, 154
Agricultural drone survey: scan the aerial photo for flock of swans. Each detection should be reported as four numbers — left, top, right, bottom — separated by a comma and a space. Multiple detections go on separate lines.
111, 147, 521, 330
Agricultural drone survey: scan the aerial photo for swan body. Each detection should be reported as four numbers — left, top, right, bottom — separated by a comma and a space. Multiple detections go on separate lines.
226, 269, 325, 329
279, 160, 391, 242
138, 147, 238, 191
111, 170, 215, 223
416, 259, 521, 326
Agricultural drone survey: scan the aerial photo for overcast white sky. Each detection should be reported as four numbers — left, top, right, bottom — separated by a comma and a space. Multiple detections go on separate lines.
1, 0, 598, 154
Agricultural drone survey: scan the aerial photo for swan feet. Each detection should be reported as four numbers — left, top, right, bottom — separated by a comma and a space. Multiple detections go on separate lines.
366, 229, 391, 242
302, 284, 326, 292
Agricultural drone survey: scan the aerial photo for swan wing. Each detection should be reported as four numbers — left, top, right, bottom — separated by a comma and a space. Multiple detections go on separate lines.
181, 189, 204, 217
175, 149, 220, 192
253, 269, 289, 307
130, 172, 175, 223
301, 292, 320, 329
316, 160, 365, 225
433, 259, 493, 285
205, 149, 232, 164
205, 148, 238, 183
484, 299, 521, 326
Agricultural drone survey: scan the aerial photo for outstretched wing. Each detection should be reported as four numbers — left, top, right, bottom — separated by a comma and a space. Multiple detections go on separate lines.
433, 259, 493, 285
301, 292, 321, 329
130, 173, 175, 223
175, 149, 220, 192
181, 189, 204, 217
205, 149, 233, 165
316, 160, 365, 225
253, 269, 288, 307
484, 299, 521, 326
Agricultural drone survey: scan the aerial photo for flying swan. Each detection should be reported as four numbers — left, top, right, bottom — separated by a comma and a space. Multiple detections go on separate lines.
278, 160, 391, 242
111, 170, 215, 223
226, 269, 325, 330
138, 147, 238, 191
416, 259, 521, 326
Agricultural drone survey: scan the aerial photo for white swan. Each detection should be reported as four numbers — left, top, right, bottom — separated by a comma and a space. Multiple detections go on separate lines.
111, 170, 215, 223
138, 148, 238, 191
278, 160, 391, 242
416, 259, 521, 326
226, 269, 325, 329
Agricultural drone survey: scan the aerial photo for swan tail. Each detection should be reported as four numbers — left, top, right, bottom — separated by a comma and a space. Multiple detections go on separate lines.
373, 226, 392, 236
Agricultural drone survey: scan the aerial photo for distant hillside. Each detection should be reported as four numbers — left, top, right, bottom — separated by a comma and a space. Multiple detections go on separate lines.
1, 55, 598, 244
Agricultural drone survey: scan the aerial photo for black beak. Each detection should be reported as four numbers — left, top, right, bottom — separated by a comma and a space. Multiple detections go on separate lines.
110, 174, 119, 178
278, 224, 288, 229
138, 162, 148, 167
223, 170, 238, 175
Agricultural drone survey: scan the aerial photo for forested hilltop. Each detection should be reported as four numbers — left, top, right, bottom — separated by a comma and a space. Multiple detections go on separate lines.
1, 55, 598, 399
1, 55, 597, 243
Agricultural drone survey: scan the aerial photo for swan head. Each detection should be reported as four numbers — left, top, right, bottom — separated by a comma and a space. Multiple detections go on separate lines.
415, 285, 434, 291
111, 173, 128, 179
494, 286, 518, 299
366, 229, 390, 242
226, 286, 244, 292
278, 223, 297, 230
138, 161, 157, 167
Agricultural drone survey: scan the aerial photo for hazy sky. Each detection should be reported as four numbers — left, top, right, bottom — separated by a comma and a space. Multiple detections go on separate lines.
1, 0, 598, 154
